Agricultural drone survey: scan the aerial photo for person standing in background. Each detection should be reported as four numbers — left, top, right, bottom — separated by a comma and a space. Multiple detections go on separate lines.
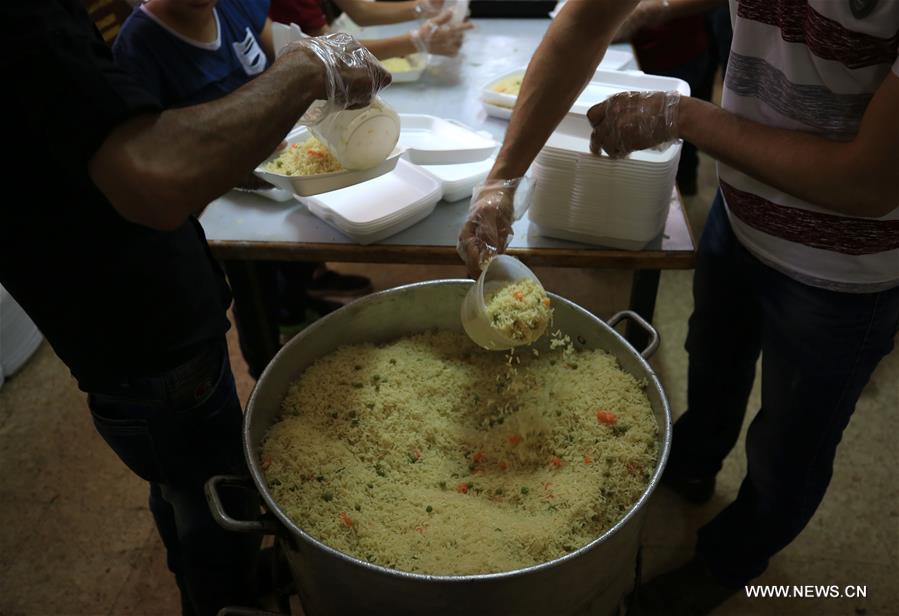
458, 1, 899, 613
113, 0, 377, 379
1, 1, 390, 612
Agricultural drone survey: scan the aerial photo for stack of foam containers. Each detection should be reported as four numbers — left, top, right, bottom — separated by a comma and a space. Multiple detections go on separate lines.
526, 72, 690, 250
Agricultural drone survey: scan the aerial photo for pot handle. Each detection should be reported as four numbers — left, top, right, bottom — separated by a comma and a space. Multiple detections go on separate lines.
607, 310, 659, 359
205, 475, 282, 535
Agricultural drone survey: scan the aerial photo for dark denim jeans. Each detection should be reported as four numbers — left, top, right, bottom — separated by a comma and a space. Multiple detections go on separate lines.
87, 340, 260, 616
670, 193, 899, 586
226, 260, 319, 379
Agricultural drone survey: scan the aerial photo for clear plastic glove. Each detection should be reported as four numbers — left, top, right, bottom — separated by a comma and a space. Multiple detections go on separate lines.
457, 178, 521, 278
587, 91, 682, 159
410, 10, 475, 57
414, 0, 446, 19
613, 0, 671, 42
291, 32, 392, 124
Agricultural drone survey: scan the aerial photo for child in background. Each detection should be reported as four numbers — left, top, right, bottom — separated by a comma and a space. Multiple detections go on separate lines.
270, 0, 473, 59
114, 0, 373, 378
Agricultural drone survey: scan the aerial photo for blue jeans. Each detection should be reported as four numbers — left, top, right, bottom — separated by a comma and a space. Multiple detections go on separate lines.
88, 340, 260, 616
226, 260, 319, 379
671, 194, 899, 586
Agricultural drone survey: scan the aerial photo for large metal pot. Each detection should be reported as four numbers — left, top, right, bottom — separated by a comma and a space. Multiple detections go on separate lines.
208, 280, 671, 616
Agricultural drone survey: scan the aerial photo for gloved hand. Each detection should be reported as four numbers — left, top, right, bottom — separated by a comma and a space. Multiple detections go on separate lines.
457, 179, 521, 278
613, 0, 671, 42
290, 33, 392, 123
587, 91, 682, 159
410, 10, 475, 57
414, 0, 446, 19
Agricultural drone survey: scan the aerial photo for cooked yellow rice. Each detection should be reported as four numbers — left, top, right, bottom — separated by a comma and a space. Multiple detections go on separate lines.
486, 278, 553, 344
491, 74, 523, 95
264, 136, 342, 176
261, 330, 658, 576
381, 57, 414, 73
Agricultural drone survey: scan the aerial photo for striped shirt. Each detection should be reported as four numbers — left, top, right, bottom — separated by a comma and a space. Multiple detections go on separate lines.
720, 0, 899, 292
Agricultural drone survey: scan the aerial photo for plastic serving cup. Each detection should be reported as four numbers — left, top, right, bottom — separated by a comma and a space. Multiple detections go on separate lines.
461, 255, 547, 351
311, 98, 401, 171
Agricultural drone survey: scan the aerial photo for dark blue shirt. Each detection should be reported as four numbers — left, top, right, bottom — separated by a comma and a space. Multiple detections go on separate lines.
113, 0, 270, 107
0, 0, 233, 388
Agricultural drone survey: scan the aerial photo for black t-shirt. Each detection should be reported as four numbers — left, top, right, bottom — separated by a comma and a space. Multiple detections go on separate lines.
0, 0, 232, 390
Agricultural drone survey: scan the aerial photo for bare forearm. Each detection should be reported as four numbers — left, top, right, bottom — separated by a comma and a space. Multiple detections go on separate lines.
679, 94, 899, 217
362, 35, 416, 60
491, 0, 639, 180
334, 0, 419, 26
90, 46, 323, 229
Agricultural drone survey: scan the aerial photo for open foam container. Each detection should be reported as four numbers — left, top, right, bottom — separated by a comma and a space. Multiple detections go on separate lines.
254, 126, 404, 197
284, 115, 498, 243
385, 53, 428, 83
482, 68, 688, 119
399, 114, 498, 165
297, 159, 442, 245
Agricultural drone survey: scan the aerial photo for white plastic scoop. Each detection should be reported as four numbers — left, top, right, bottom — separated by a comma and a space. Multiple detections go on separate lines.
460, 255, 547, 350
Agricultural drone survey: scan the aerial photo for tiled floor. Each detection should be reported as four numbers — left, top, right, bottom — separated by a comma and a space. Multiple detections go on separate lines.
1, 153, 896, 615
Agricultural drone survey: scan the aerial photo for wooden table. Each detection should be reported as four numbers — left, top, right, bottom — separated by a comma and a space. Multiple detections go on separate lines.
200, 19, 696, 370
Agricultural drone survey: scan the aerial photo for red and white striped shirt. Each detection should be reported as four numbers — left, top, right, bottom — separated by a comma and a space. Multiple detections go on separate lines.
720, 0, 899, 292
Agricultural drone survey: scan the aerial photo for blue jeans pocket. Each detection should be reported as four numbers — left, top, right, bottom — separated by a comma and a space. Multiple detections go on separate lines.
87, 342, 246, 487
89, 397, 164, 483
168, 356, 247, 485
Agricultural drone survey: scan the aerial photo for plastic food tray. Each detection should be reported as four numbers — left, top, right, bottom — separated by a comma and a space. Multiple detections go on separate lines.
482, 69, 690, 119
297, 159, 443, 244
386, 53, 427, 83
254, 126, 404, 197
398, 114, 497, 165
419, 157, 494, 202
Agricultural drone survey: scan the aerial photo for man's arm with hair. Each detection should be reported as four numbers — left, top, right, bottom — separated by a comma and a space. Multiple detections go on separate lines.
677, 72, 899, 217
89, 45, 325, 230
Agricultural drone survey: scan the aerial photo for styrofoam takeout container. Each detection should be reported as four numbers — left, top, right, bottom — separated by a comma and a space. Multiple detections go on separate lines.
419, 157, 494, 202
461, 255, 546, 351
254, 126, 404, 197
271, 22, 305, 58
386, 53, 428, 83
527, 150, 679, 249
297, 159, 443, 244
519, 72, 689, 250
482, 68, 690, 119
398, 114, 498, 165
481, 101, 514, 120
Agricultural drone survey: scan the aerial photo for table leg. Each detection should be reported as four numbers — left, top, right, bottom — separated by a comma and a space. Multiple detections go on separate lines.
222, 260, 280, 379
627, 269, 661, 351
